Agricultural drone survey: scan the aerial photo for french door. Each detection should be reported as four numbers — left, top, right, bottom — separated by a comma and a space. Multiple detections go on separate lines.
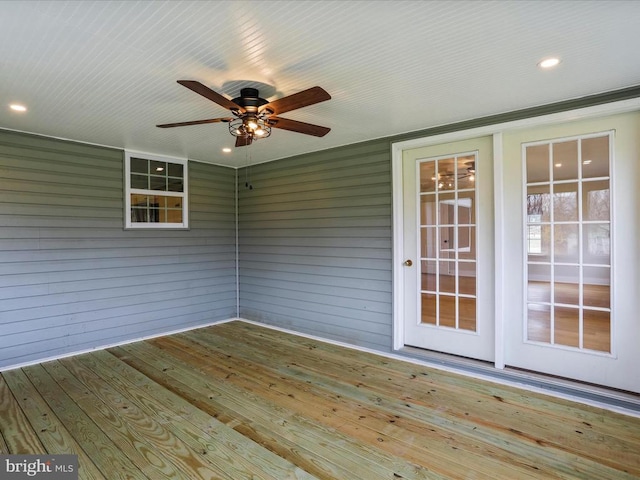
394, 109, 640, 394
400, 136, 494, 362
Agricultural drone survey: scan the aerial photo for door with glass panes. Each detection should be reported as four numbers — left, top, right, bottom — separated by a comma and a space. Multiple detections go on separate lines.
402, 136, 494, 361
502, 111, 640, 393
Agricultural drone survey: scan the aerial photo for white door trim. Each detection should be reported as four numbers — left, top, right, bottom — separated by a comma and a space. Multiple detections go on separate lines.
391, 97, 640, 356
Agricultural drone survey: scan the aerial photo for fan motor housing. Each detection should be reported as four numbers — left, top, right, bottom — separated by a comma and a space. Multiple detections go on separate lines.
232, 88, 269, 111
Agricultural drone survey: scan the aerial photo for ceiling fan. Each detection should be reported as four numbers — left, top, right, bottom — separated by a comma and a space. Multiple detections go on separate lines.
157, 81, 331, 147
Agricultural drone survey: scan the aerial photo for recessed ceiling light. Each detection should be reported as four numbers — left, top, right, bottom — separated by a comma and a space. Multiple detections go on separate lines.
156, 167, 164, 172
222, 148, 232, 153
555, 163, 562, 168
9, 103, 27, 112
583, 159, 592, 165
538, 57, 561, 69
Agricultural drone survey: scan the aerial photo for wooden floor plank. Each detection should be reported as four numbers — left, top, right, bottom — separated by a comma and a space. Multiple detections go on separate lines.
172, 330, 544, 479
205, 322, 640, 477
179, 327, 627, 480
23, 364, 149, 479
1, 369, 105, 480
76, 350, 316, 480
0, 373, 46, 454
2, 320, 639, 480
114, 341, 429, 480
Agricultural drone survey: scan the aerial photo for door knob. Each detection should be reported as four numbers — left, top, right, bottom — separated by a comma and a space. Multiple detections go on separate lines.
404, 259, 413, 267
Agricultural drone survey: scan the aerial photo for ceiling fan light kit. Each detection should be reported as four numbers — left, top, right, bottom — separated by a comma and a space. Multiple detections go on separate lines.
157, 82, 331, 148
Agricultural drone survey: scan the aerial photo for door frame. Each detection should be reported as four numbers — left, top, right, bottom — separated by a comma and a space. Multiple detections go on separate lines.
391, 97, 640, 371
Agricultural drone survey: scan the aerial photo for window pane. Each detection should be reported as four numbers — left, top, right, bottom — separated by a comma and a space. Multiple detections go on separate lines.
554, 306, 580, 347
527, 185, 550, 222
130, 157, 148, 174
131, 174, 148, 189
161, 209, 183, 223
583, 266, 610, 309
583, 180, 609, 221
528, 304, 550, 343
420, 161, 436, 193
149, 175, 167, 191
150, 160, 167, 174
528, 224, 551, 262
583, 310, 611, 353
131, 208, 148, 223
583, 224, 610, 265
421, 293, 437, 325
554, 224, 579, 263
167, 178, 184, 192
458, 227, 475, 260
528, 264, 551, 303
553, 183, 578, 222
439, 261, 456, 294
438, 193, 455, 225
552, 140, 578, 181
457, 155, 476, 190
581, 136, 609, 179
168, 163, 183, 178
526, 144, 549, 183
458, 262, 476, 295
421, 260, 437, 291
458, 297, 476, 331
420, 228, 437, 259
554, 265, 579, 305
437, 158, 456, 191
439, 295, 456, 327
420, 194, 437, 226
458, 191, 475, 224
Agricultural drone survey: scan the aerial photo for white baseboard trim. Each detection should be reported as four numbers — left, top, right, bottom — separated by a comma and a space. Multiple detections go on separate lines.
0, 317, 240, 373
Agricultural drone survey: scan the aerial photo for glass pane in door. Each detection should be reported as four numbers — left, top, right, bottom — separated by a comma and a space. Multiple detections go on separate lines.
524, 133, 612, 352
419, 153, 477, 331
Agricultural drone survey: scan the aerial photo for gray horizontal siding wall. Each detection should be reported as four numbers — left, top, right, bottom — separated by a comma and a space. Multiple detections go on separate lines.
0, 130, 236, 369
238, 140, 393, 351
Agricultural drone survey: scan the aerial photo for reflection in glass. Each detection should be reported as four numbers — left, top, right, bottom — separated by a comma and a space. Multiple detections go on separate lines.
438, 193, 455, 225
552, 140, 578, 181
583, 181, 610, 221
581, 136, 609, 179
554, 224, 579, 263
420, 194, 437, 226
583, 310, 611, 352
458, 264, 476, 295
554, 265, 579, 305
439, 295, 456, 327
439, 261, 456, 294
437, 158, 456, 191
527, 224, 551, 261
583, 266, 610, 309
553, 183, 578, 222
583, 224, 610, 265
421, 293, 437, 325
526, 144, 549, 183
527, 186, 550, 222
459, 297, 476, 331
527, 304, 550, 343
527, 264, 551, 303
458, 227, 475, 260
420, 227, 437, 259
554, 306, 580, 347
458, 155, 476, 190
420, 161, 437, 193
131, 174, 148, 189
421, 260, 437, 291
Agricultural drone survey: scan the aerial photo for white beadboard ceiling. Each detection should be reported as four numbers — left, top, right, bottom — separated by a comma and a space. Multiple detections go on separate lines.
1, 0, 639, 168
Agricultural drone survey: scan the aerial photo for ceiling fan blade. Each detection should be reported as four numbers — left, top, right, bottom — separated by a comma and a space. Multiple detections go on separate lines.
269, 116, 330, 137
235, 136, 253, 147
177, 80, 245, 112
261, 86, 331, 115
156, 117, 233, 128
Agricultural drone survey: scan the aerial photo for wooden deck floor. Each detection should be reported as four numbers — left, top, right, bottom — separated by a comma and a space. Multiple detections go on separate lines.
1, 321, 639, 479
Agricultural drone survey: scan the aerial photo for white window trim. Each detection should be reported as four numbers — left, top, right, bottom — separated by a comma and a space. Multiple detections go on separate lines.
124, 150, 189, 229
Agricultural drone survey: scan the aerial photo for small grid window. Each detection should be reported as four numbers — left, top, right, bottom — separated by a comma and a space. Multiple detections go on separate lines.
125, 152, 188, 229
